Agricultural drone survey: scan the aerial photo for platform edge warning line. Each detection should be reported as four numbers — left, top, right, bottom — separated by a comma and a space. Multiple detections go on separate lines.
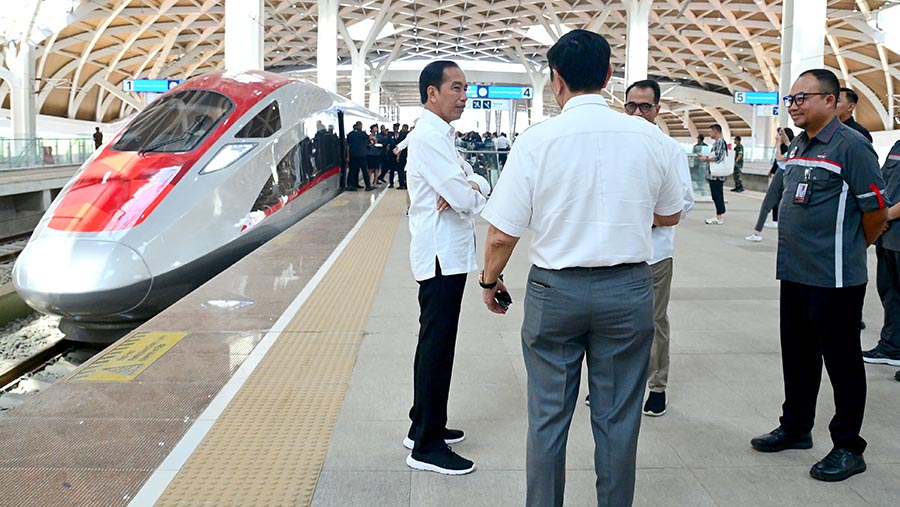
125, 189, 401, 507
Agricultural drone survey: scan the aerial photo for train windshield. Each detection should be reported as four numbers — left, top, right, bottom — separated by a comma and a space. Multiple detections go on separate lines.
112, 90, 234, 153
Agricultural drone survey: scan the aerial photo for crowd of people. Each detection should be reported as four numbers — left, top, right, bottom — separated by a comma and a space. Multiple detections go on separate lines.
396, 29, 899, 507
345, 121, 410, 191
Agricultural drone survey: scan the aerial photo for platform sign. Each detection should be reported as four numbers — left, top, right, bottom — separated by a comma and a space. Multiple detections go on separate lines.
68, 331, 187, 382
470, 99, 511, 110
734, 91, 779, 105
756, 105, 779, 117
466, 85, 534, 100
123, 79, 184, 93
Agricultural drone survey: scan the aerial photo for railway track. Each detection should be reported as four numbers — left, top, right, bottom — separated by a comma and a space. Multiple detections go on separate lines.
0, 339, 72, 391
0, 233, 31, 264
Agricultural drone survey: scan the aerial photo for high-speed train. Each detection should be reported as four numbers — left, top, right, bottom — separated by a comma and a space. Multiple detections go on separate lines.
13, 70, 384, 342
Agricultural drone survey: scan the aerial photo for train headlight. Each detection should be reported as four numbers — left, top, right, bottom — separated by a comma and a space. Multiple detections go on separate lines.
200, 142, 257, 174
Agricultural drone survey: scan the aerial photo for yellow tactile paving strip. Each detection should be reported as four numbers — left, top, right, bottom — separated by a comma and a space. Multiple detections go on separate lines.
155, 191, 406, 507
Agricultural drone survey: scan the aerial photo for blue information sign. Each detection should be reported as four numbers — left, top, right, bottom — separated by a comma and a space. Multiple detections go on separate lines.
733, 91, 779, 105
466, 84, 534, 100
123, 79, 184, 93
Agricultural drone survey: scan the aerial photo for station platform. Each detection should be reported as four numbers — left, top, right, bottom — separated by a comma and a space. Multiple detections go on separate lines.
3, 187, 899, 507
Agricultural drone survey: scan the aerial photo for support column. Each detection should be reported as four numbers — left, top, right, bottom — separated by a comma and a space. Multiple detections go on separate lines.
624, 0, 652, 86
6, 42, 36, 162
529, 71, 549, 125
368, 76, 381, 115
350, 58, 366, 106
778, 0, 826, 126
317, 0, 338, 92
225, 0, 264, 71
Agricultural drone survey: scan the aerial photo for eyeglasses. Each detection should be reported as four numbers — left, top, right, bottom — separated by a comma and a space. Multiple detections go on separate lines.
624, 102, 656, 114
783, 92, 830, 107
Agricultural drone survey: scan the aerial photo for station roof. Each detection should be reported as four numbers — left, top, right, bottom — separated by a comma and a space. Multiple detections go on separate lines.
0, 0, 897, 137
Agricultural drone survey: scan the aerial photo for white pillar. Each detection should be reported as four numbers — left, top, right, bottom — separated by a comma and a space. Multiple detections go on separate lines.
350, 58, 366, 105
624, 0, 652, 86
6, 42, 36, 159
225, 0, 264, 71
530, 72, 548, 124
368, 76, 381, 114
778, 0, 826, 126
317, 0, 338, 92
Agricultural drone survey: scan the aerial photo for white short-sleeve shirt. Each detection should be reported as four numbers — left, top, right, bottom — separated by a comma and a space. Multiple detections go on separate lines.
650, 134, 695, 264
481, 94, 684, 269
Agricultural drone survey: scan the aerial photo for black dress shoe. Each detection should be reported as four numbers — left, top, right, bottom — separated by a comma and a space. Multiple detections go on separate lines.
810, 447, 866, 482
750, 427, 813, 452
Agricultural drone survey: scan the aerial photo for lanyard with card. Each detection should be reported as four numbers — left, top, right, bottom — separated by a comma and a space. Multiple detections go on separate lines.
793, 167, 812, 205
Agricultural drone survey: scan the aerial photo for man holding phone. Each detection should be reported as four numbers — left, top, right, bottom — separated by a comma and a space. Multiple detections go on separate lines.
480, 31, 683, 506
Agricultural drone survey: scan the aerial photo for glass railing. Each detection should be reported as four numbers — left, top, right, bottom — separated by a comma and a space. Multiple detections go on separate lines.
0, 138, 96, 170
457, 146, 509, 190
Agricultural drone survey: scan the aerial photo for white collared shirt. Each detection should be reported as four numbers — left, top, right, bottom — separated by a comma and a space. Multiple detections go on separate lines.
407, 109, 490, 281
481, 94, 684, 269
651, 133, 695, 264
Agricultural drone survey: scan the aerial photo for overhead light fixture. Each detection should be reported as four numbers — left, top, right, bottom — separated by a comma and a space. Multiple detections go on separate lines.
346, 19, 396, 42
522, 24, 572, 45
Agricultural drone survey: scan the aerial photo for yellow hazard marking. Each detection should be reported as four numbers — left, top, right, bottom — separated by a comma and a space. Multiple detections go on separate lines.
68, 331, 187, 382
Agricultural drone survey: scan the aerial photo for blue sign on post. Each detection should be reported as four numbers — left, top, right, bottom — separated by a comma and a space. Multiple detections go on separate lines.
733, 91, 779, 105
466, 85, 534, 100
123, 79, 184, 93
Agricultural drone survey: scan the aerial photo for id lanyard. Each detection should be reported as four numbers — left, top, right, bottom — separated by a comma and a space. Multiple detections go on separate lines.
793, 167, 812, 205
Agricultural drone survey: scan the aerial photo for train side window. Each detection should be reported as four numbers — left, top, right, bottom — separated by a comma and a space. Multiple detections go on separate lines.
236, 101, 281, 138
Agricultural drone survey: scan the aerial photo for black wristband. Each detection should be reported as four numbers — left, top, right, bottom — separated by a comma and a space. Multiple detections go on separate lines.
479, 272, 502, 289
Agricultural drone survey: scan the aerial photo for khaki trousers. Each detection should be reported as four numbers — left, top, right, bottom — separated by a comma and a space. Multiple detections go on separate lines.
648, 257, 673, 392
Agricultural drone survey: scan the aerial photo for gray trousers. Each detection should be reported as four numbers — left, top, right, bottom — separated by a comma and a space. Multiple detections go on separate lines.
648, 258, 673, 392
522, 263, 654, 507
876, 244, 900, 355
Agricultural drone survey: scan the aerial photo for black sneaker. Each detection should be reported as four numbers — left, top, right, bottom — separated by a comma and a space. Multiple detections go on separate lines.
584, 395, 590, 406
407, 447, 475, 475
862, 347, 900, 366
403, 428, 465, 450
750, 427, 813, 452
860, 321, 866, 330
810, 447, 866, 482
895, 370, 900, 382
642, 391, 667, 416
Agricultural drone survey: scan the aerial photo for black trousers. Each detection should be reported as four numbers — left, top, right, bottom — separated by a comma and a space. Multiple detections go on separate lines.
347, 156, 369, 188
409, 259, 467, 452
779, 280, 867, 454
708, 179, 726, 215
396, 157, 407, 188
876, 245, 900, 355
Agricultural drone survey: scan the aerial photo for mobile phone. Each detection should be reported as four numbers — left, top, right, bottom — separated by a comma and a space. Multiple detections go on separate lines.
495, 290, 512, 309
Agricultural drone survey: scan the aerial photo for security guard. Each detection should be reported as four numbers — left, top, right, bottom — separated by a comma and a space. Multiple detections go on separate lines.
864, 140, 900, 368
750, 69, 888, 482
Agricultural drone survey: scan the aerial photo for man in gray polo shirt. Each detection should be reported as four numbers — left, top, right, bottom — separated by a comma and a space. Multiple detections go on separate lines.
750, 69, 888, 482
865, 140, 900, 369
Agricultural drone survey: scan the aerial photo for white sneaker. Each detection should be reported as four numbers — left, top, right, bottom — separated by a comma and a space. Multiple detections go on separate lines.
745, 233, 763, 242
764, 220, 778, 229
705, 217, 724, 225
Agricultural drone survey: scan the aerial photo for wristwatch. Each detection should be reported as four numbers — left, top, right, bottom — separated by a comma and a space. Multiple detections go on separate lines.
479, 271, 502, 289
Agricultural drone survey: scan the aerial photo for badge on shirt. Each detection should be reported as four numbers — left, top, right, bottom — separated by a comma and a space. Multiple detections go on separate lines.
789, 146, 798, 159
793, 168, 812, 205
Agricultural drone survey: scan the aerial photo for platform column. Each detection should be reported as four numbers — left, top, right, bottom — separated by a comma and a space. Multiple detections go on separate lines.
5, 41, 36, 163
624, 0, 652, 86
350, 59, 366, 106
778, 0, 826, 127
224, 0, 264, 71
317, 0, 338, 92
368, 76, 381, 115
529, 71, 548, 125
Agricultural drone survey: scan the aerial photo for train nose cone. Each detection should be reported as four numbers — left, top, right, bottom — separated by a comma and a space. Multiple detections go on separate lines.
13, 238, 152, 319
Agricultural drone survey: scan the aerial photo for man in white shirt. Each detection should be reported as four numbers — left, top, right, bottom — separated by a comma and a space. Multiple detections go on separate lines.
623, 79, 694, 417
404, 60, 490, 476
479, 31, 684, 506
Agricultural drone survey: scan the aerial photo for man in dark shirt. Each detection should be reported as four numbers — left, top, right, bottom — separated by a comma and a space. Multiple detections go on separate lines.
864, 140, 900, 368
345, 121, 372, 191
731, 135, 744, 192
750, 69, 887, 482
92, 127, 103, 149
837, 88, 872, 142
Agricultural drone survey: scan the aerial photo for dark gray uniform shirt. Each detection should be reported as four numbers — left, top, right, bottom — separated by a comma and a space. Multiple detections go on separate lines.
776, 116, 887, 288
879, 141, 900, 251
346, 129, 369, 158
